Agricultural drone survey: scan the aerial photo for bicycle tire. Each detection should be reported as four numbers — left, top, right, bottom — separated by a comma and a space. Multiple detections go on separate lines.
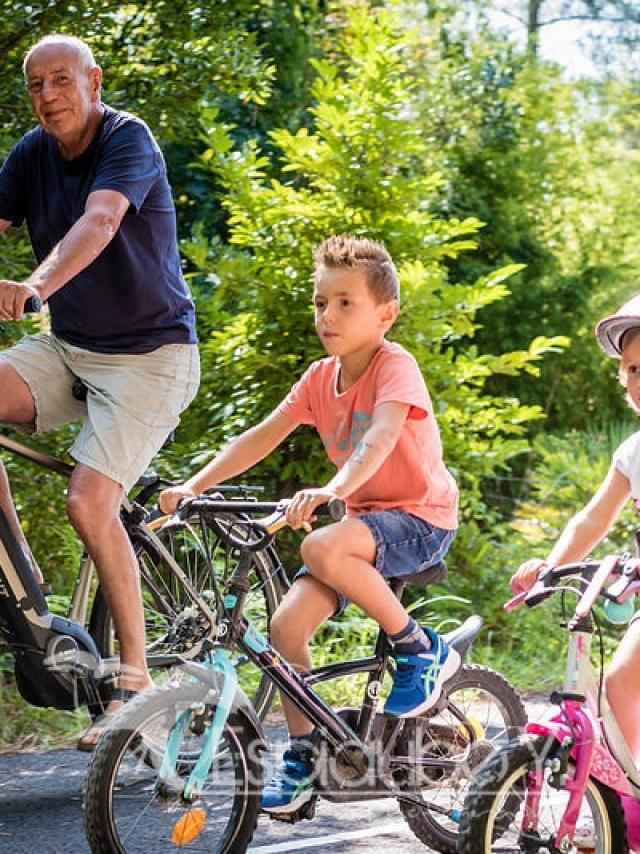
84, 682, 263, 854
89, 513, 284, 719
396, 663, 527, 854
457, 733, 628, 853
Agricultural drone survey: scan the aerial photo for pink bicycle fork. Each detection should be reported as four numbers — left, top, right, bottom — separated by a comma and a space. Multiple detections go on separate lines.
524, 699, 636, 847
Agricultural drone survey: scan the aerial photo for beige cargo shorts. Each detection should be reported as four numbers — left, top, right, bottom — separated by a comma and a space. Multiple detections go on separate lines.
1, 333, 200, 492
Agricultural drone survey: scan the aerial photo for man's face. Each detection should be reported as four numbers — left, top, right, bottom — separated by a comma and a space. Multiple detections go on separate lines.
25, 44, 102, 150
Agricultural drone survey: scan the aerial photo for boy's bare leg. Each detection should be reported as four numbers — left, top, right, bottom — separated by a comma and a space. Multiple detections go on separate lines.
605, 619, 640, 764
269, 576, 338, 737
300, 518, 410, 635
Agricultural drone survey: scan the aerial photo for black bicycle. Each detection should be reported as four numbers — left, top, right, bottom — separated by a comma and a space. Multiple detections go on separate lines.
0, 430, 287, 720
84, 495, 527, 854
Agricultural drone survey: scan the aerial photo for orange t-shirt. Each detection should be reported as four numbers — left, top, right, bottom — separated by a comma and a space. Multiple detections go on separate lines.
278, 340, 458, 530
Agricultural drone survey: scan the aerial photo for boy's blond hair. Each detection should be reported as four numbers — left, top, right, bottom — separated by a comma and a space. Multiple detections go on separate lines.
314, 235, 399, 303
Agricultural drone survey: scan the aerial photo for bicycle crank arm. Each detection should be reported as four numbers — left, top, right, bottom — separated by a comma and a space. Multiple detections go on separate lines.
393, 790, 454, 817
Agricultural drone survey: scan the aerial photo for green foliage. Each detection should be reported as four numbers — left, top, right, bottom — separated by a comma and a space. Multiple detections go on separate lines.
394, 7, 640, 431
512, 422, 640, 555
182, 3, 563, 523
0, 676, 88, 751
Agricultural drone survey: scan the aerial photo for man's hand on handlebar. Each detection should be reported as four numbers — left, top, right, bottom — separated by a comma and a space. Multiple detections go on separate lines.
510, 558, 549, 595
0, 280, 40, 321
286, 487, 342, 530
158, 483, 197, 515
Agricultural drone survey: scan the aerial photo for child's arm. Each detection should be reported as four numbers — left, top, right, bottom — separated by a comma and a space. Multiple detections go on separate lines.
285, 401, 410, 528
158, 409, 297, 513
510, 462, 631, 593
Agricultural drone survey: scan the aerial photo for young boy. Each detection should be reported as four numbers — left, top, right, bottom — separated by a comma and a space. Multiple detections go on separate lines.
511, 294, 640, 846
159, 235, 459, 814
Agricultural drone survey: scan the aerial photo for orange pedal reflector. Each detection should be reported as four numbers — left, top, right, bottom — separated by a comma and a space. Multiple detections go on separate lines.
171, 807, 206, 845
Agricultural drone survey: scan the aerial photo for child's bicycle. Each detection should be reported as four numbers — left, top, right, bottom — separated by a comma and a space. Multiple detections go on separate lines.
457, 554, 640, 853
84, 494, 526, 854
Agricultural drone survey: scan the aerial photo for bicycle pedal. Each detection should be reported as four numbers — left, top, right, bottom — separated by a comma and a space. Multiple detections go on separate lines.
266, 795, 318, 823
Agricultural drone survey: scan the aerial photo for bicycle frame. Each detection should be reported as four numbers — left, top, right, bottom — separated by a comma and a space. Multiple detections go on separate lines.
513, 558, 640, 847
0, 431, 128, 625
0, 431, 227, 648
0, 431, 245, 704
158, 532, 485, 809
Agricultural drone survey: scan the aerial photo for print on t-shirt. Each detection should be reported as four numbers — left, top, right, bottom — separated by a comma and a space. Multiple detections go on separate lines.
322, 410, 371, 464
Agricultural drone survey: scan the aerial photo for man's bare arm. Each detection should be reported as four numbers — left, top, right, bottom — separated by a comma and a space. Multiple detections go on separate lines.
27, 189, 130, 300
0, 190, 130, 319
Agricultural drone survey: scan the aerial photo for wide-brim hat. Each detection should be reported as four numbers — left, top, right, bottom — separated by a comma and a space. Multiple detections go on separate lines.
595, 294, 640, 357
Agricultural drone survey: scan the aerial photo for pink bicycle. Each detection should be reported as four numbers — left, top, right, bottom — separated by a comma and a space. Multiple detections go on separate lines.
457, 554, 640, 853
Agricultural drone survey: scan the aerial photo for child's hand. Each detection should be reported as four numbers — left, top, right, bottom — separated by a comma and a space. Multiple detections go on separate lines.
158, 484, 197, 515
510, 558, 548, 594
286, 488, 338, 530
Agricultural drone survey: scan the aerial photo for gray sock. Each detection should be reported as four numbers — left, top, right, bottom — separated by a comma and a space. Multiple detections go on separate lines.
390, 618, 432, 655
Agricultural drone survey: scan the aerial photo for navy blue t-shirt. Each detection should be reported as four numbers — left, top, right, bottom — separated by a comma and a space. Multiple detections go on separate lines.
0, 105, 197, 353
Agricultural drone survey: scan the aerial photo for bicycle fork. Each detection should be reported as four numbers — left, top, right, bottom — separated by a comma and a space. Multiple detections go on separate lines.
523, 695, 605, 853
155, 647, 238, 802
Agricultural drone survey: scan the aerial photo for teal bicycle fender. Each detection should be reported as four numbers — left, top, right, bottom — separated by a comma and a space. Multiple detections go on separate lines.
176, 658, 267, 744
156, 706, 193, 790
183, 648, 238, 800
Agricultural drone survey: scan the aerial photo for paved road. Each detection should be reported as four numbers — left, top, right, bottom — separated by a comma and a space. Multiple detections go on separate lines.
0, 698, 548, 853
0, 735, 437, 854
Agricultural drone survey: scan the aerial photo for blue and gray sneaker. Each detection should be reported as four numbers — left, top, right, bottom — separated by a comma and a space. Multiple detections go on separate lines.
261, 748, 313, 814
384, 628, 461, 717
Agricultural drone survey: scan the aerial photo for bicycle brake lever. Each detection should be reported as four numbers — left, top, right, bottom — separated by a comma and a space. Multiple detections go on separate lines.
504, 591, 528, 611
607, 557, 640, 601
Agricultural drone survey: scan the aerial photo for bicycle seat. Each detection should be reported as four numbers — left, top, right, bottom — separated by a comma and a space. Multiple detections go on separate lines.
392, 561, 447, 587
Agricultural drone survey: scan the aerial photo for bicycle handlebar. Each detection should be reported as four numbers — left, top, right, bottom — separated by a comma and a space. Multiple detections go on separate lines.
504, 555, 640, 613
175, 495, 347, 552
24, 296, 42, 313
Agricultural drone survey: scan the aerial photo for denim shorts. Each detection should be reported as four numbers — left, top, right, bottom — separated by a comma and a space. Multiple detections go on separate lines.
294, 508, 455, 616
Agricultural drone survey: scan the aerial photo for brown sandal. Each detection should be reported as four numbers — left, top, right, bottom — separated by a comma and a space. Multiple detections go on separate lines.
76, 688, 139, 752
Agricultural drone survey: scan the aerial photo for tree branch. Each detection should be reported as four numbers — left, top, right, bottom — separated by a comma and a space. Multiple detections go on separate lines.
539, 14, 640, 28
0, 0, 87, 60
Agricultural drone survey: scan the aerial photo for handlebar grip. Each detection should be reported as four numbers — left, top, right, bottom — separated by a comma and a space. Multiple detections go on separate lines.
24, 295, 42, 313
323, 497, 346, 521
524, 581, 555, 608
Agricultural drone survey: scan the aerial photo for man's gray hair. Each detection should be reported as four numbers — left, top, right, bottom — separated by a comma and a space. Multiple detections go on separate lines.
23, 34, 97, 77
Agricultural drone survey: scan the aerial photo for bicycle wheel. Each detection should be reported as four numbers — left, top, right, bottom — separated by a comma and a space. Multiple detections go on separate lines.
457, 734, 628, 853
90, 513, 284, 718
84, 682, 263, 853
395, 663, 527, 854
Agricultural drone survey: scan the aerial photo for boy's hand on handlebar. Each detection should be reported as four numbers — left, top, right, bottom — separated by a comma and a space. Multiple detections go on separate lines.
0, 280, 39, 320
286, 488, 340, 530
510, 558, 549, 594
158, 484, 197, 515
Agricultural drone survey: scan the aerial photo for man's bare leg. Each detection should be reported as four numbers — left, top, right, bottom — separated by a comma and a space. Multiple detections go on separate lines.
67, 463, 152, 699
0, 359, 44, 582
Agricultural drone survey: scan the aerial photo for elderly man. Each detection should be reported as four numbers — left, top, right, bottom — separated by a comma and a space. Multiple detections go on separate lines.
0, 34, 200, 747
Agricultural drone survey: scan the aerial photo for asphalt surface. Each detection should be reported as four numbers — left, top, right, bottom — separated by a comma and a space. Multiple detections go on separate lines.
0, 731, 438, 854
0, 699, 548, 854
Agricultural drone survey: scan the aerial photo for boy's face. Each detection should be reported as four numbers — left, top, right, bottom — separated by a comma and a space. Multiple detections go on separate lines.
620, 329, 640, 414
313, 266, 398, 358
